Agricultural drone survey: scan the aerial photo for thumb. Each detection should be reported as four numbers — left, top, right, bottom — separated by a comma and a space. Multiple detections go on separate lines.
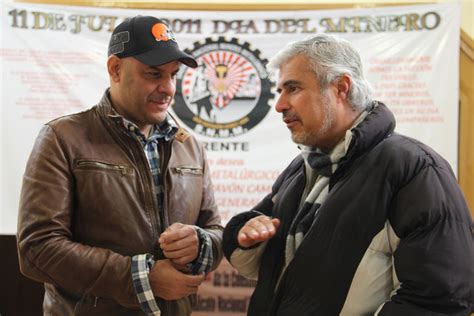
271, 218, 280, 230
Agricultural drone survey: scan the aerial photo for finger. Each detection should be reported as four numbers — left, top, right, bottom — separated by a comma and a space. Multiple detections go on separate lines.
159, 227, 193, 244
160, 234, 198, 252
271, 218, 280, 230
237, 231, 264, 248
245, 220, 271, 239
256, 216, 278, 230
239, 227, 261, 242
256, 216, 280, 237
159, 231, 180, 244
182, 273, 205, 286
170, 255, 196, 266
171, 262, 191, 273
259, 218, 279, 237
159, 224, 182, 245
237, 232, 254, 247
237, 231, 249, 242
163, 247, 196, 260
237, 217, 280, 247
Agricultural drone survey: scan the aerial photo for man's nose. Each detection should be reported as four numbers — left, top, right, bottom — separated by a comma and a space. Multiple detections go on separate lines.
157, 76, 176, 95
275, 95, 289, 113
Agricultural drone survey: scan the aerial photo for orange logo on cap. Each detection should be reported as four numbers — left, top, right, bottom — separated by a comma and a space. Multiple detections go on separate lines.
151, 23, 176, 42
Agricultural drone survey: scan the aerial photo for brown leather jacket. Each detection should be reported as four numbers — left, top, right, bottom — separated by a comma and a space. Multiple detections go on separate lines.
17, 91, 223, 315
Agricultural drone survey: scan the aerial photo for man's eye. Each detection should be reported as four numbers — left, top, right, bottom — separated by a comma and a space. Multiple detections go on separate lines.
149, 72, 161, 77
288, 86, 299, 93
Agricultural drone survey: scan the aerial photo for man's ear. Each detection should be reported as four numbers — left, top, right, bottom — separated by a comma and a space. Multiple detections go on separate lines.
107, 55, 122, 83
336, 74, 351, 101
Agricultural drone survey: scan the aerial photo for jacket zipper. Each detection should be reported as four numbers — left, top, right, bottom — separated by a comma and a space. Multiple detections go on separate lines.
76, 160, 131, 176
113, 126, 160, 239
135, 140, 161, 237
173, 167, 202, 175
104, 113, 162, 242
160, 138, 172, 229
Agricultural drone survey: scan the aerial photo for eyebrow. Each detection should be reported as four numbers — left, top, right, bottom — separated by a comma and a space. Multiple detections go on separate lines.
277, 79, 301, 94
149, 65, 181, 74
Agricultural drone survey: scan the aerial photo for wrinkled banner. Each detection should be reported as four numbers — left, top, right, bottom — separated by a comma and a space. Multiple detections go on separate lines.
0, 1, 460, 314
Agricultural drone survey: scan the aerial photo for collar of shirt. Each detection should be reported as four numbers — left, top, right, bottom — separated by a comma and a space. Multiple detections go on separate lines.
108, 107, 178, 143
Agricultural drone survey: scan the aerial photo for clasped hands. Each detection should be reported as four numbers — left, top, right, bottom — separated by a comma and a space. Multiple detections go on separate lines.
149, 223, 204, 301
148, 216, 280, 301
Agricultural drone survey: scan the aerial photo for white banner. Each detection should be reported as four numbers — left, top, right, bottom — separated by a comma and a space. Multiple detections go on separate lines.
0, 2, 460, 314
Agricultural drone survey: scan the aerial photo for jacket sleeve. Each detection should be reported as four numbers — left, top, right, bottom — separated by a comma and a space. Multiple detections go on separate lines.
378, 164, 474, 315
223, 208, 270, 279
222, 156, 302, 275
17, 125, 139, 308
222, 185, 278, 274
195, 147, 224, 272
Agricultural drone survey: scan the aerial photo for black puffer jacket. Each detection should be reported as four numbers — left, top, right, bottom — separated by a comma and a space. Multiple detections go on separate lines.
224, 103, 473, 315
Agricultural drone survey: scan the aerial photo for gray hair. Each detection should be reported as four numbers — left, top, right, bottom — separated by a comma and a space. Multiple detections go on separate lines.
268, 34, 373, 111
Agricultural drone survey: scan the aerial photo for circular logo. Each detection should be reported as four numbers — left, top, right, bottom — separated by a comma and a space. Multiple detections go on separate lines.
173, 37, 273, 138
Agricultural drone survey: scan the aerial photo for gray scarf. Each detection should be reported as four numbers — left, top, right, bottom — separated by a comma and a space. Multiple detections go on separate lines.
285, 110, 369, 266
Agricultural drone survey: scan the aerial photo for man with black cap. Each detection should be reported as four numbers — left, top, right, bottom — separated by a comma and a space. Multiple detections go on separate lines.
17, 15, 223, 315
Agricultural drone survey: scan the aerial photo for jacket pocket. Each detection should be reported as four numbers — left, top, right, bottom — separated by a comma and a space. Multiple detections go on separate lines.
75, 159, 134, 176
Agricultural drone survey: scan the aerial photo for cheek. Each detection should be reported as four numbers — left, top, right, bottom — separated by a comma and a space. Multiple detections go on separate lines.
170, 80, 177, 94
300, 105, 320, 130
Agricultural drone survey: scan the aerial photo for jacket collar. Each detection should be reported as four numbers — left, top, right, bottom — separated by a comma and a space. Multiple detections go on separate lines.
97, 89, 179, 142
345, 101, 396, 162
329, 101, 395, 188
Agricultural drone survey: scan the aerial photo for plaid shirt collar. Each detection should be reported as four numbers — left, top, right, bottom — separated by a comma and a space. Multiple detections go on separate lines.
108, 106, 178, 142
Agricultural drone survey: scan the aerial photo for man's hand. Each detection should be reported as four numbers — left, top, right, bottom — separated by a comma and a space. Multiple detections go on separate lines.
149, 259, 205, 301
238, 215, 280, 248
159, 223, 199, 267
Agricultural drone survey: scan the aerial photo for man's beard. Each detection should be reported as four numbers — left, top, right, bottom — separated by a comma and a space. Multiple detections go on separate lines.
292, 94, 334, 146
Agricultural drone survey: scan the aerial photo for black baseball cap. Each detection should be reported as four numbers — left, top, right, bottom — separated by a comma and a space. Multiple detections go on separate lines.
108, 15, 197, 68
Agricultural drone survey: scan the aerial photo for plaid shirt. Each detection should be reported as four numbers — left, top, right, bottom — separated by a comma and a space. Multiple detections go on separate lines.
109, 111, 214, 315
